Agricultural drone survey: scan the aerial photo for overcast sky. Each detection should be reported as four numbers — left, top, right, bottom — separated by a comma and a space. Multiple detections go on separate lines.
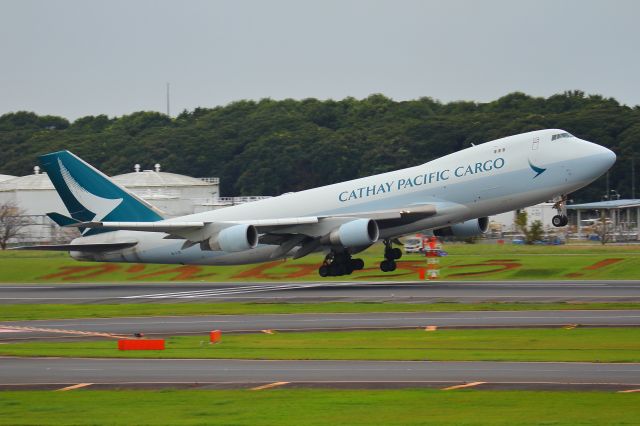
1, 0, 638, 120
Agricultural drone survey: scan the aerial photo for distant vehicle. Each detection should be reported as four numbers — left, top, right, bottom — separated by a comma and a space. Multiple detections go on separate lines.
512, 235, 565, 245
511, 236, 526, 245
17, 129, 615, 277
403, 237, 423, 253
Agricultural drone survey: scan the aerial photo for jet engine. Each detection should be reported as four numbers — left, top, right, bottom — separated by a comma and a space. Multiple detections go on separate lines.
433, 217, 489, 238
205, 224, 258, 252
324, 218, 379, 247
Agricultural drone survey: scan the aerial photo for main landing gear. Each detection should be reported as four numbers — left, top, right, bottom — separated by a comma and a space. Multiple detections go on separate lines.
318, 251, 365, 277
552, 195, 569, 227
380, 239, 402, 272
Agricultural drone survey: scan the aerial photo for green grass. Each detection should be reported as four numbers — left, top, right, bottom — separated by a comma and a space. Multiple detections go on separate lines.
2, 242, 640, 282
2, 328, 639, 362
0, 389, 638, 425
1, 301, 639, 321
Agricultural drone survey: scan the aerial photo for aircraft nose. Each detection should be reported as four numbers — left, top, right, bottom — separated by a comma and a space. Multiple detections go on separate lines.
580, 140, 616, 176
597, 145, 616, 172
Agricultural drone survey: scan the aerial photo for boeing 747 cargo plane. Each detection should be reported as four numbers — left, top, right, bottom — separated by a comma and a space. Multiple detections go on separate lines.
20, 129, 615, 277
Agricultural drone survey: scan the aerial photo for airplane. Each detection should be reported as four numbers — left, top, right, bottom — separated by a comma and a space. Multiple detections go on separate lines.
18, 129, 615, 277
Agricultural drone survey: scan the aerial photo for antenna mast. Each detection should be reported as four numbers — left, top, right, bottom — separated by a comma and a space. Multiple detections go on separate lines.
166, 82, 170, 116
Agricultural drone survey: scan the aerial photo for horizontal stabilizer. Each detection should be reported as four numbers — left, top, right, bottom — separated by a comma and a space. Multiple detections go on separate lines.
46, 212, 80, 227
65, 221, 207, 232
11, 242, 138, 252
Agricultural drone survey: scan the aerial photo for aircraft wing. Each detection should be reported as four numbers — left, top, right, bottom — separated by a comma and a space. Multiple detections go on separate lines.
64, 203, 437, 235
58, 204, 439, 258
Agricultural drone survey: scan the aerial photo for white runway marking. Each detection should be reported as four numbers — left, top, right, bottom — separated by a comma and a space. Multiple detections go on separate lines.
0, 287, 55, 289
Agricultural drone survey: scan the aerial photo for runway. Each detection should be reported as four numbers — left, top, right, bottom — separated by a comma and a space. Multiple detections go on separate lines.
2, 281, 639, 391
2, 280, 640, 303
1, 310, 639, 341
1, 357, 639, 391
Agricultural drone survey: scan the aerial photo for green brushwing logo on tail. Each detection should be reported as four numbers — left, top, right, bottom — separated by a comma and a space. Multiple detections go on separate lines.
39, 151, 162, 234
528, 160, 547, 178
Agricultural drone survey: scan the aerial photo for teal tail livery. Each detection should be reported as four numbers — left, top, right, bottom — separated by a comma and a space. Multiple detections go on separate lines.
39, 151, 163, 234
16, 130, 616, 277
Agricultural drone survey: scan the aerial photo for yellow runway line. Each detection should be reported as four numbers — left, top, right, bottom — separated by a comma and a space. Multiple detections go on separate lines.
0, 325, 129, 339
55, 383, 93, 392
441, 381, 486, 391
618, 388, 640, 393
250, 381, 289, 391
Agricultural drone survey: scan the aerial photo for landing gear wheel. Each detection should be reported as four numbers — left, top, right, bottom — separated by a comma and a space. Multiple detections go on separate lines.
380, 259, 397, 272
552, 195, 569, 227
351, 258, 365, 270
390, 248, 402, 260
552, 215, 568, 227
318, 265, 329, 277
380, 239, 401, 272
318, 251, 358, 277
329, 263, 344, 276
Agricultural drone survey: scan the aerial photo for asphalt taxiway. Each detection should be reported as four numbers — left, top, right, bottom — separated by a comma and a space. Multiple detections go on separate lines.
1, 310, 639, 341
1, 357, 639, 391
2, 280, 640, 303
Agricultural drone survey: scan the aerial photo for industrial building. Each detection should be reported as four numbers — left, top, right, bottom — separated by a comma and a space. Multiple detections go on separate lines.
111, 164, 220, 217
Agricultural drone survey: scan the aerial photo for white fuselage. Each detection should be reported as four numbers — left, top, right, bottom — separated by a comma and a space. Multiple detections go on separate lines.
71, 129, 615, 265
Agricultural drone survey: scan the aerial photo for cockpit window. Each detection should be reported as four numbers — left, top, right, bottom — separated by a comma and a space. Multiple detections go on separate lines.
551, 132, 573, 141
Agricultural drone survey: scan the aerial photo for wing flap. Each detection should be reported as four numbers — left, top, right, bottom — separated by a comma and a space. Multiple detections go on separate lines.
328, 204, 437, 221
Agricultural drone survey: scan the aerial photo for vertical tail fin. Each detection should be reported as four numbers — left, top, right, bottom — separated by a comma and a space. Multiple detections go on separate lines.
40, 151, 163, 228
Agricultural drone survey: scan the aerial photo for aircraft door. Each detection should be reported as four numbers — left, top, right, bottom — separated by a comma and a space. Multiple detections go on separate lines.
532, 136, 539, 150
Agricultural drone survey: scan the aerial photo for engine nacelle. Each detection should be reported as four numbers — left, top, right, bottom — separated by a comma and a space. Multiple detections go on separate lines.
206, 224, 258, 252
433, 217, 489, 238
325, 219, 379, 247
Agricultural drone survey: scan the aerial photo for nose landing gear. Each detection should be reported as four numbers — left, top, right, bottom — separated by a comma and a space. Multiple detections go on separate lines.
318, 251, 365, 277
552, 195, 569, 227
380, 239, 402, 272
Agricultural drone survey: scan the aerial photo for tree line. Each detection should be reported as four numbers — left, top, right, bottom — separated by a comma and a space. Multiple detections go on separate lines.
1, 91, 638, 202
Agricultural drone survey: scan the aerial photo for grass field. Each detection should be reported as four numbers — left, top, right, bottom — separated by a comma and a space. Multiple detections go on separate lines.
2, 242, 640, 282
1, 301, 639, 321
2, 328, 639, 362
0, 389, 638, 426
